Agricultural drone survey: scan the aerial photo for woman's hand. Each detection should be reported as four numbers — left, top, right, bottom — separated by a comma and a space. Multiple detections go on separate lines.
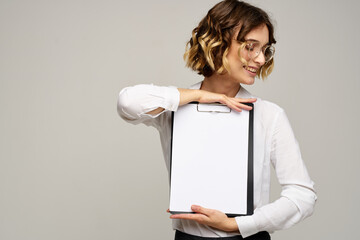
167, 205, 239, 233
178, 88, 256, 113
198, 90, 256, 112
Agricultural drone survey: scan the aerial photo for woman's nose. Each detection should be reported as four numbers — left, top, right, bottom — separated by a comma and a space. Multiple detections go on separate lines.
254, 51, 266, 66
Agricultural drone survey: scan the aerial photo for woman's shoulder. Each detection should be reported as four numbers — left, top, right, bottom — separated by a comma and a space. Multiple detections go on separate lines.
252, 98, 285, 134
240, 87, 284, 117
255, 98, 284, 114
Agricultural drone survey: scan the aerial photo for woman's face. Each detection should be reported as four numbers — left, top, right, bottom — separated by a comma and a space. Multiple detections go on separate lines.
226, 24, 269, 85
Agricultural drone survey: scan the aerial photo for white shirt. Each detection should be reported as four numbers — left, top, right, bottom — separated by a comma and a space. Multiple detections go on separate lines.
117, 82, 317, 238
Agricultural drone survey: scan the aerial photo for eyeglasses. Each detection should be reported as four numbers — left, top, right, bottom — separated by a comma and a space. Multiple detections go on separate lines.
242, 40, 275, 63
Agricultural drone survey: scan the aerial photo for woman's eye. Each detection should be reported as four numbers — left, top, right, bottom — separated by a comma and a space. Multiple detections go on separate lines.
245, 44, 254, 51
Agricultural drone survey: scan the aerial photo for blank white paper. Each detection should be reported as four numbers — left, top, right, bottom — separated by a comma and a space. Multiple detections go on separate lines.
169, 103, 250, 215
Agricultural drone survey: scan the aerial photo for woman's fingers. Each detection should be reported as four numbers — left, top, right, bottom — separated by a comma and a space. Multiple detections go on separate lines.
217, 96, 241, 112
191, 205, 212, 216
170, 206, 210, 225
229, 99, 249, 111
218, 99, 240, 112
170, 213, 207, 221
235, 97, 257, 103
234, 102, 253, 111
232, 97, 257, 111
198, 91, 256, 112
232, 98, 256, 109
169, 205, 236, 232
222, 97, 256, 112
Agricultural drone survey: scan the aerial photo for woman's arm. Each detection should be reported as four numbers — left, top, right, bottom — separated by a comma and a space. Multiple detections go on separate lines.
147, 88, 256, 115
118, 84, 257, 123
117, 84, 180, 125
170, 110, 317, 237
179, 88, 256, 112
234, 110, 317, 237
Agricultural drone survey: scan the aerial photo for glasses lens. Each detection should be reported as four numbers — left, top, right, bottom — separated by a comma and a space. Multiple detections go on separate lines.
244, 41, 275, 62
264, 45, 275, 62
245, 42, 260, 60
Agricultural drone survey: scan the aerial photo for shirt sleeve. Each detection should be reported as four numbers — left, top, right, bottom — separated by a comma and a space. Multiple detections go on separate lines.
117, 84, 180, 127
235, 110, 317, 238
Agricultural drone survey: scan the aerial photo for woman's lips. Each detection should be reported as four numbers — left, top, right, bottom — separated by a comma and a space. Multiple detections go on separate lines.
243, 66, 258, 76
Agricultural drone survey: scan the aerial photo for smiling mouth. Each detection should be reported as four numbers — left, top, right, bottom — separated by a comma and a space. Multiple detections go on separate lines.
243, 66, 258, 73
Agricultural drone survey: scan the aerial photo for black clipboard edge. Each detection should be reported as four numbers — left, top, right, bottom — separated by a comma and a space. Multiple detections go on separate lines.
247, 103, 254, 215
169, 102, 254, 217
169, 111, 175, 183
169, 211, 245, 218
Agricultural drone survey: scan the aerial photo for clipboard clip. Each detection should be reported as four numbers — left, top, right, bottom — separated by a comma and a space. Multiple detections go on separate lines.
196, 103, 231, 113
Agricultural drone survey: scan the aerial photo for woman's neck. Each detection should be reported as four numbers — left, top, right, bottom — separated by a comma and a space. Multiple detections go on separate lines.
201, 74, 241, 98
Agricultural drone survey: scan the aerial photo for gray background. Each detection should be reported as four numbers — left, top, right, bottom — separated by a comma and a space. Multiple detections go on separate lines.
1, 0, 359, 239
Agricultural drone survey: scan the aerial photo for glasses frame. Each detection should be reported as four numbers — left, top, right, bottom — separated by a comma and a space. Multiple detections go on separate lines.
238, 40, 275, 63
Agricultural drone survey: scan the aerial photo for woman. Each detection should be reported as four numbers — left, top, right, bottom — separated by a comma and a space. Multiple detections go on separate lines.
117, 0, 317, 239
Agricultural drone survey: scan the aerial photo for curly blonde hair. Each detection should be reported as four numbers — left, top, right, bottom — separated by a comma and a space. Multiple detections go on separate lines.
184, 0, 276, 79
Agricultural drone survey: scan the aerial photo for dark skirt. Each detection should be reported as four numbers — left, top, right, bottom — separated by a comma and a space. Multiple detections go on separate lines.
175, 230, 270, 240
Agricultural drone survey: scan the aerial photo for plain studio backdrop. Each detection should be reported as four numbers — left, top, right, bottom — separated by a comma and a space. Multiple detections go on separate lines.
0, 0, 359, 239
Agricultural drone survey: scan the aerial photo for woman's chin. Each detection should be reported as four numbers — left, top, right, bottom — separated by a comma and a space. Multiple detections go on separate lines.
241, 77, 255, 85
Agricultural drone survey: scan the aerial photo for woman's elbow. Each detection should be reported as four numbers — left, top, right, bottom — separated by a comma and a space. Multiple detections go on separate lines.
302, 189, 317, 219
117, 87, 137, 120
282, 184, 317, 220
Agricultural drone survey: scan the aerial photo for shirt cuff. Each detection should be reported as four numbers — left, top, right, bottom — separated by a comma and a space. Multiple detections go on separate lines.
235, 215, 259, 238
163, 86, 180, 112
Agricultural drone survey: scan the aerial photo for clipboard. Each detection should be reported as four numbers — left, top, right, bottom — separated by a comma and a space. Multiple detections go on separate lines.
169, 102, 254, 217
